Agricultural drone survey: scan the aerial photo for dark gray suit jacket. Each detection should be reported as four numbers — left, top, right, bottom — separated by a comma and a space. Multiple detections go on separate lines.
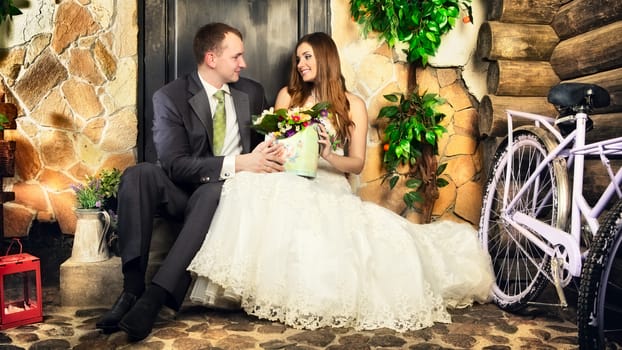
152, 71, 267, 190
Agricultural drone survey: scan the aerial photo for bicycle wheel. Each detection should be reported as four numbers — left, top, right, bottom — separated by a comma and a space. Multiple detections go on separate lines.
578, 199, 622, 349
479, 126, 570, 312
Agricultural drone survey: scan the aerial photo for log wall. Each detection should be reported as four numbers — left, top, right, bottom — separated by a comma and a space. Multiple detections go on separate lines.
477, 0, 622, 199
478, 0, 622, 139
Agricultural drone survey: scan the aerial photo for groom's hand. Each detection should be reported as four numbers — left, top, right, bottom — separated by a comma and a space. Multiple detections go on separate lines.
235, 140, 285, 173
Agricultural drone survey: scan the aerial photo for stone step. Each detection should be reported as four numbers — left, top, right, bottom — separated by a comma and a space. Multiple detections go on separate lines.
60, 218, 179, 307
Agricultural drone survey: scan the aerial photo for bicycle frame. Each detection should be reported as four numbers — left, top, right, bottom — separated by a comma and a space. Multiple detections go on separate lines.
501, 109, 622, 279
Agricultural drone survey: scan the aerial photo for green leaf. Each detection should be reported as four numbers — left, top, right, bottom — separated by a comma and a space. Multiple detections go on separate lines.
251, 113, 279, 135
436, 178, 449, 187
425, 130, 437, 145
389, 175, 399, 189
379, 105, 399, 118
436, 162, 448, 175
383, 94, 399, 103
404, 191, 424, 207
405, 178, 422, 189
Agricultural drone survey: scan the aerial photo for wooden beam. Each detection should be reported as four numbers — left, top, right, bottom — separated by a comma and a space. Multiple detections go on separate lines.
478, 95, 557, 138
487, 60, 560, 96
552, 0, 622, 40
551, 21, 622, 80
489, 0, 560, 24
477, 21, 559, 61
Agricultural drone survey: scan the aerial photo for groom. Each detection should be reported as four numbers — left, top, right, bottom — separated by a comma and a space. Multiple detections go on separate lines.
95, 22, 284, 341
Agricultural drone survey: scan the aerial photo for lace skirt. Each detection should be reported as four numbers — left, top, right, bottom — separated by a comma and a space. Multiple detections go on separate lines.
187, 170, 493, 331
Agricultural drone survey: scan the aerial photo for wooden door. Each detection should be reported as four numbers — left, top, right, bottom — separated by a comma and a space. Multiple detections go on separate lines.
138, 0, 330, 163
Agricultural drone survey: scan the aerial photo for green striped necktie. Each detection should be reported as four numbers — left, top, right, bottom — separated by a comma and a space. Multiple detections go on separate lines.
212, 89, 226, 155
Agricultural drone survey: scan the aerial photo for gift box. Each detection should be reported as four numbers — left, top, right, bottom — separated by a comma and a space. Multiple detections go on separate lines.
276, 125, 319, 178
0, 239, 43, 330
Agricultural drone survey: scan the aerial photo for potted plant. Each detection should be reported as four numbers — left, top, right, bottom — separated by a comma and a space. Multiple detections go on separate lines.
350, 0, 473, 66
0, 101, 17, 178
71, 168, 121, 262
378, 89, 449, 223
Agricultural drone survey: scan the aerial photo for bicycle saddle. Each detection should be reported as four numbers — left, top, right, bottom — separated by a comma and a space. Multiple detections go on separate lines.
548, 83, 610, 110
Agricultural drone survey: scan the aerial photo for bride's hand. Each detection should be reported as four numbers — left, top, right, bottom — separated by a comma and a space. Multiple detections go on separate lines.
317, 123, 333, 160
235, 139, 285, 173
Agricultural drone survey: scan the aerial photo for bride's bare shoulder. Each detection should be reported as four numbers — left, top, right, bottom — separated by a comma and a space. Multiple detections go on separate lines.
346, 92, 366, 110
274, 87, 291, 109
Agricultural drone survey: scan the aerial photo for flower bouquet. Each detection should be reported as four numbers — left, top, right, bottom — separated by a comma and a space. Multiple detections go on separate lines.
252, 102, 330, 178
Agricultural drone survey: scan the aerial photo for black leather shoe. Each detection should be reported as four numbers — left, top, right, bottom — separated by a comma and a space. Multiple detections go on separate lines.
118, 296, 162, 342
95, 292, 138, 334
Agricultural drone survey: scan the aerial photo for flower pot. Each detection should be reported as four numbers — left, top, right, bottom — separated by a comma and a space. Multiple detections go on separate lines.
0, 140, 15, 178
72, 209, 111, 263
276, 126, 319, 178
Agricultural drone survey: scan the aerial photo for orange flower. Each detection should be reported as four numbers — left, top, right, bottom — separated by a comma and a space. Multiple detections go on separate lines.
383, 143, 390, 152
462, 16, 471, 23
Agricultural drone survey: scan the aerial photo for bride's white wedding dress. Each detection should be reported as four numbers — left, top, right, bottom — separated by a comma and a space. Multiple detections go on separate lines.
187, 120, 494, 332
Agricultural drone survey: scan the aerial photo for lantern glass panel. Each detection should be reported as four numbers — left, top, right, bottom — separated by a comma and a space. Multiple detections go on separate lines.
3, 271, 39, 314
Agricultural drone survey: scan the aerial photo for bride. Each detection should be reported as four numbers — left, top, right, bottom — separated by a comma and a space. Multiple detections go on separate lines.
187, 32, 494, 332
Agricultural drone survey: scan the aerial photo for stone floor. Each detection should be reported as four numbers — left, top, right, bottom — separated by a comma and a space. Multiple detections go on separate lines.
0, 286, 593, 350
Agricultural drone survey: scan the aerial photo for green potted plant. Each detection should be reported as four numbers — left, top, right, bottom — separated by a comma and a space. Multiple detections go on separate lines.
350, 0, 473, 66
72, 168, 121, 211
71, 168, 122, 261
378, 89, 449, 223
0, 108, 16, 178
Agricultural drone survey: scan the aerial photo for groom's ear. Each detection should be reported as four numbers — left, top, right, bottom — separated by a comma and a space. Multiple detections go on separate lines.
204, 52, 217, 68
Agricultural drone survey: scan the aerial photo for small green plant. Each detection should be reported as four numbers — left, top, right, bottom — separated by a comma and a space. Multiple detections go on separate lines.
72, 168, 121, 210
350, 0, 473, 65
378, 90, 449, 222
0, 113, 8, 130
0, 0, 22, 26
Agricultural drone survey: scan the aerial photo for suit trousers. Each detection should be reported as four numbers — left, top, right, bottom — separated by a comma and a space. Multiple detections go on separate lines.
116, 162, 223, 310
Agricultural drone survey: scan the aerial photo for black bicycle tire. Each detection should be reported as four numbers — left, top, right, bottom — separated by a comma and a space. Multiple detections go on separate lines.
479, 127, 569, 312
578, 199, 622, 349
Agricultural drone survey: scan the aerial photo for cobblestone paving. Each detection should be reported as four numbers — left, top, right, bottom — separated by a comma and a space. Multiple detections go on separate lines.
0, 288, 589, 349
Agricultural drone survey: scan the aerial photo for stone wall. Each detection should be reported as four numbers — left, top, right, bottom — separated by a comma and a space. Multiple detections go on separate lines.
0, 0, 137, 236
0, 0, 484, 238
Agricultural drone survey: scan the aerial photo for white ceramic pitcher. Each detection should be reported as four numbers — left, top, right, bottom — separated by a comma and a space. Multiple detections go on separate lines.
72, 209, 111, 262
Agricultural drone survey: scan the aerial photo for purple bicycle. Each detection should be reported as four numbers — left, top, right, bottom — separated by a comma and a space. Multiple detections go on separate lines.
479, 82, 621, 349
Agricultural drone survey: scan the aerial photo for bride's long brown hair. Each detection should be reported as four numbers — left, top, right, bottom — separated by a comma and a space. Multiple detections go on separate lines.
286, 32, 354, 144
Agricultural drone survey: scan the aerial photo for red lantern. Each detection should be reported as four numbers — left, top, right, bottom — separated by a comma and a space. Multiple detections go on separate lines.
0, 239, 43, 330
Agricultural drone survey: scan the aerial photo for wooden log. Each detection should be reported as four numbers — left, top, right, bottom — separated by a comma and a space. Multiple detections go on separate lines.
550, 21, 622, 80
488, 60, 560, 96
566, 67, 622, 114
552, 0, 622, 40
477, 21, 559, 61
489, 0, 560, 24
584, 158, 622, 207
586, 113, 622, 144
478, 95, 558, 138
